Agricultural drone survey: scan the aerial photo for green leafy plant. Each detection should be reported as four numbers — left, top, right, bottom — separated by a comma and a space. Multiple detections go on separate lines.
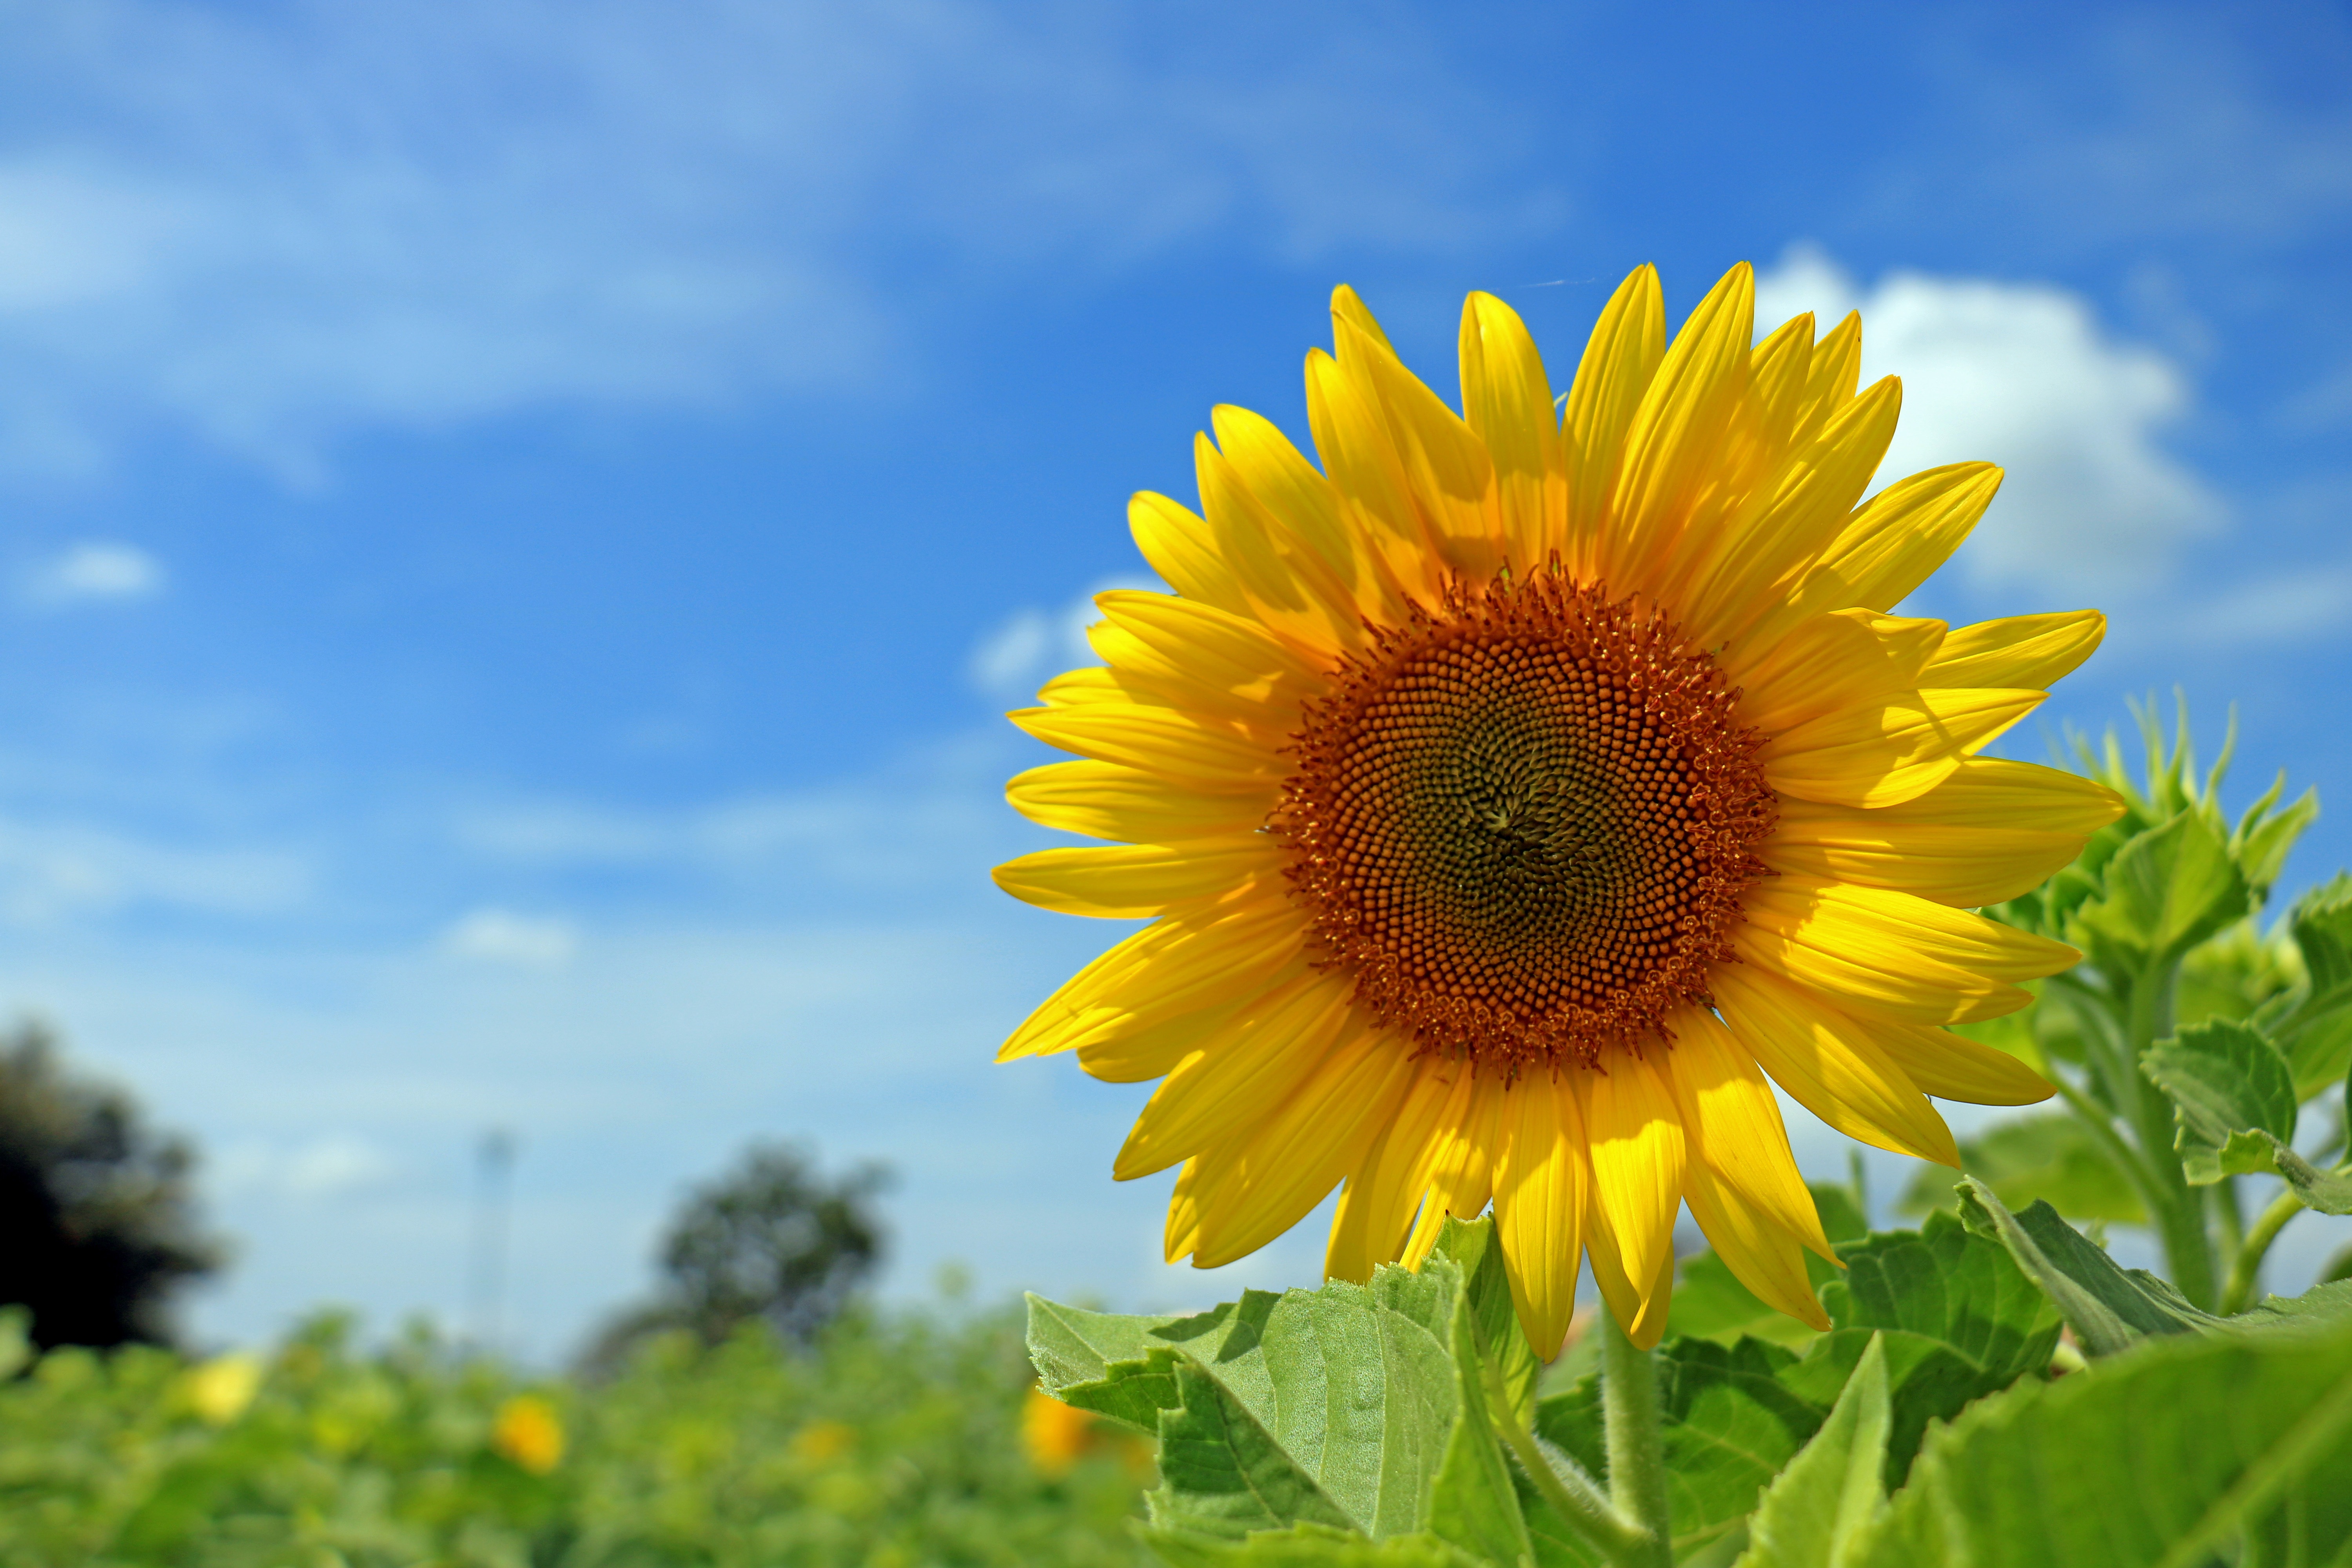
1027, 1210, 2352, 1566
1922, 701, 2352, 1315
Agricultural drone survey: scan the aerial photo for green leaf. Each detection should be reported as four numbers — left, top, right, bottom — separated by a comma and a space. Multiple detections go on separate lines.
1033, 1221, 1616, 1568
2237, 1278, 2352, 1329
2143, 1018, 2300, 1184
1034, 1281, 1460, 1544
1789, 1213, 2061, 1481
2232, 777, 2319, 900
1849, 1319, 2352, 1568
1538, 1336, 1827, 1558
2069, 810, 2249, 973
2279, 875, 2352, 1097
1735, 1333, 1891, 1568
1899, 1113, 2146, 1225
2290, 873, 2352, 1016
1146, 1358, 1362, 1544
2249, 1132, 2352, 1216
1027, 1293, 1235, 1404
1139, 1522, 1487, 1568
1420, 1221, 1537, 1568
1954, 1178, 2216, 1355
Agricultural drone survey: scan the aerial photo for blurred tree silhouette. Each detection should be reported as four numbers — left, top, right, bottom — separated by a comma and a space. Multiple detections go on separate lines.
0, 1021, 223, 1350
581, 1142, 888, 1372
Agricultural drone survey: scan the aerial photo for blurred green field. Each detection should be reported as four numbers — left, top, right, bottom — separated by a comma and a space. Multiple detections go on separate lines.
0, 1303, 1153, 1568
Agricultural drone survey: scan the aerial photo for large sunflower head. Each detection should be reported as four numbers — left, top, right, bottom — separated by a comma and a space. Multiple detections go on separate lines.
993, 262, 2123, 1355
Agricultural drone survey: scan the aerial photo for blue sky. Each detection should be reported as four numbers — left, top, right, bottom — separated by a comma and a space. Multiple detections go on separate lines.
0, 0, 2347, 1357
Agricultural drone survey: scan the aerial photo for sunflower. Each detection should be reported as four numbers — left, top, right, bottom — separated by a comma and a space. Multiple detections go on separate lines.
992, 262, 2121, 1355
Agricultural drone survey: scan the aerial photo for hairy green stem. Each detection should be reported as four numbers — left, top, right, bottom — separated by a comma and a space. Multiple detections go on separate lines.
2221, 1188, 2307, 1316
1599, 1310, 1675, 1568
1480, 1347, 1649, 1564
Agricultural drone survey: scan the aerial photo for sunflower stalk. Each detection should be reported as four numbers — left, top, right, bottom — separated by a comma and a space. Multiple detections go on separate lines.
2223, 1187, 2308, 1315
1479, 1347, 1652, 1565
1597, 1311, 1676, 1568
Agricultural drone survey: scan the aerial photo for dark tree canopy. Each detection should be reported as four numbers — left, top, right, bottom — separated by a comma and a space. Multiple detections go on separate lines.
0, 1023, 223, 1351
581, 1142, 888, 1371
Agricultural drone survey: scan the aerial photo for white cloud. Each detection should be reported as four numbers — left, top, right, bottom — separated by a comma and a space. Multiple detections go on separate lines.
1754, 244, 2222, 598
0, 1, 1560, 481
216, 1135, 398, 1201
24, 541, 164, 604
440, 908, 579, 968
0, 815, 306, 925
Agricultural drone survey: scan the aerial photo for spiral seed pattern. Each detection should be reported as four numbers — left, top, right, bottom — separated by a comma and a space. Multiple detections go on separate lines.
1278, 573, 1775, 1070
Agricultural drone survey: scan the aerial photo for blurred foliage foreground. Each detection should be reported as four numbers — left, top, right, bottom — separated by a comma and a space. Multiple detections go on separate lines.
0, 1303, 1151, 1568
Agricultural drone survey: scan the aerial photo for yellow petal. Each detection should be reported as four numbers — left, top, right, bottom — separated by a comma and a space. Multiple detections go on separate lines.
1737, 874, 2077, 1025
992, 834, 1285, 919
1006, 759, 1278, 843
1116, 971, 1358, 1179
1098, 587, 1321, 711
1195, 432, 1365, 659
1681, 1158, 1831, 1330
1574, 1054, 1686, 1316
1709, 963, 1961, 1165
1923, 609, 2105, 691
1681, 376, 1905, 652
1740, 462, 2001, 659
1846, 755, 2126, 833
1078, 998, 1244, 1084
1403, 1071, 1508, 1265
1583, 1180, 1677, 1348
1325, 1061, 1466, 1283
1559, 265, 1666, 576
1458, 290, 1564, 572
1332, 309, 1506, 583
1791, 311, 1864, 445
1764, 758, 2124, 907
1036, 665, 1128, 706
1211, 403, 1407, 631
1191, 1016, 1421, 1268
1129, 491, 1251, 615
1596, 261, 1754, 594
1734, 608, 1947, 735
1305, 347, 1446, 608
1855, 1016, 2056, 1106
1646, 311, 1821, 613
1760, 686, 2045, 808
1658, 1004, 1832, 1259
1165, 1158, 1204, 1262
1492, 1072, 1588, 1359
1011, 702, 1285, 793
999, 899, 1302, 1061
1080, 624, 1298, 737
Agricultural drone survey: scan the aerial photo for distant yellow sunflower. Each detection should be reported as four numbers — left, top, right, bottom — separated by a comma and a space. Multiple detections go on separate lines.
993, 262, 2121, 1355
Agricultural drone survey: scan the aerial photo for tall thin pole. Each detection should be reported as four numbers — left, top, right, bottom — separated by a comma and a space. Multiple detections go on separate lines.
467, 1127, 517, 1356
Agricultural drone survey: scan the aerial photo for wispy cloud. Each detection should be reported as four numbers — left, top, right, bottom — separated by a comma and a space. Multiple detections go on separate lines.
440, 908, 579, 969
0, 0, 1562, 481
2180, 566, 2352, 646
21, 540, 165, 604
1755, 244, 2221, 599
0, 813, 308, 925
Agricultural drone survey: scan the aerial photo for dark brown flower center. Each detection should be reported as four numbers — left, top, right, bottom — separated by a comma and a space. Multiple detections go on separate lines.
1276, 572, 1775, 1071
